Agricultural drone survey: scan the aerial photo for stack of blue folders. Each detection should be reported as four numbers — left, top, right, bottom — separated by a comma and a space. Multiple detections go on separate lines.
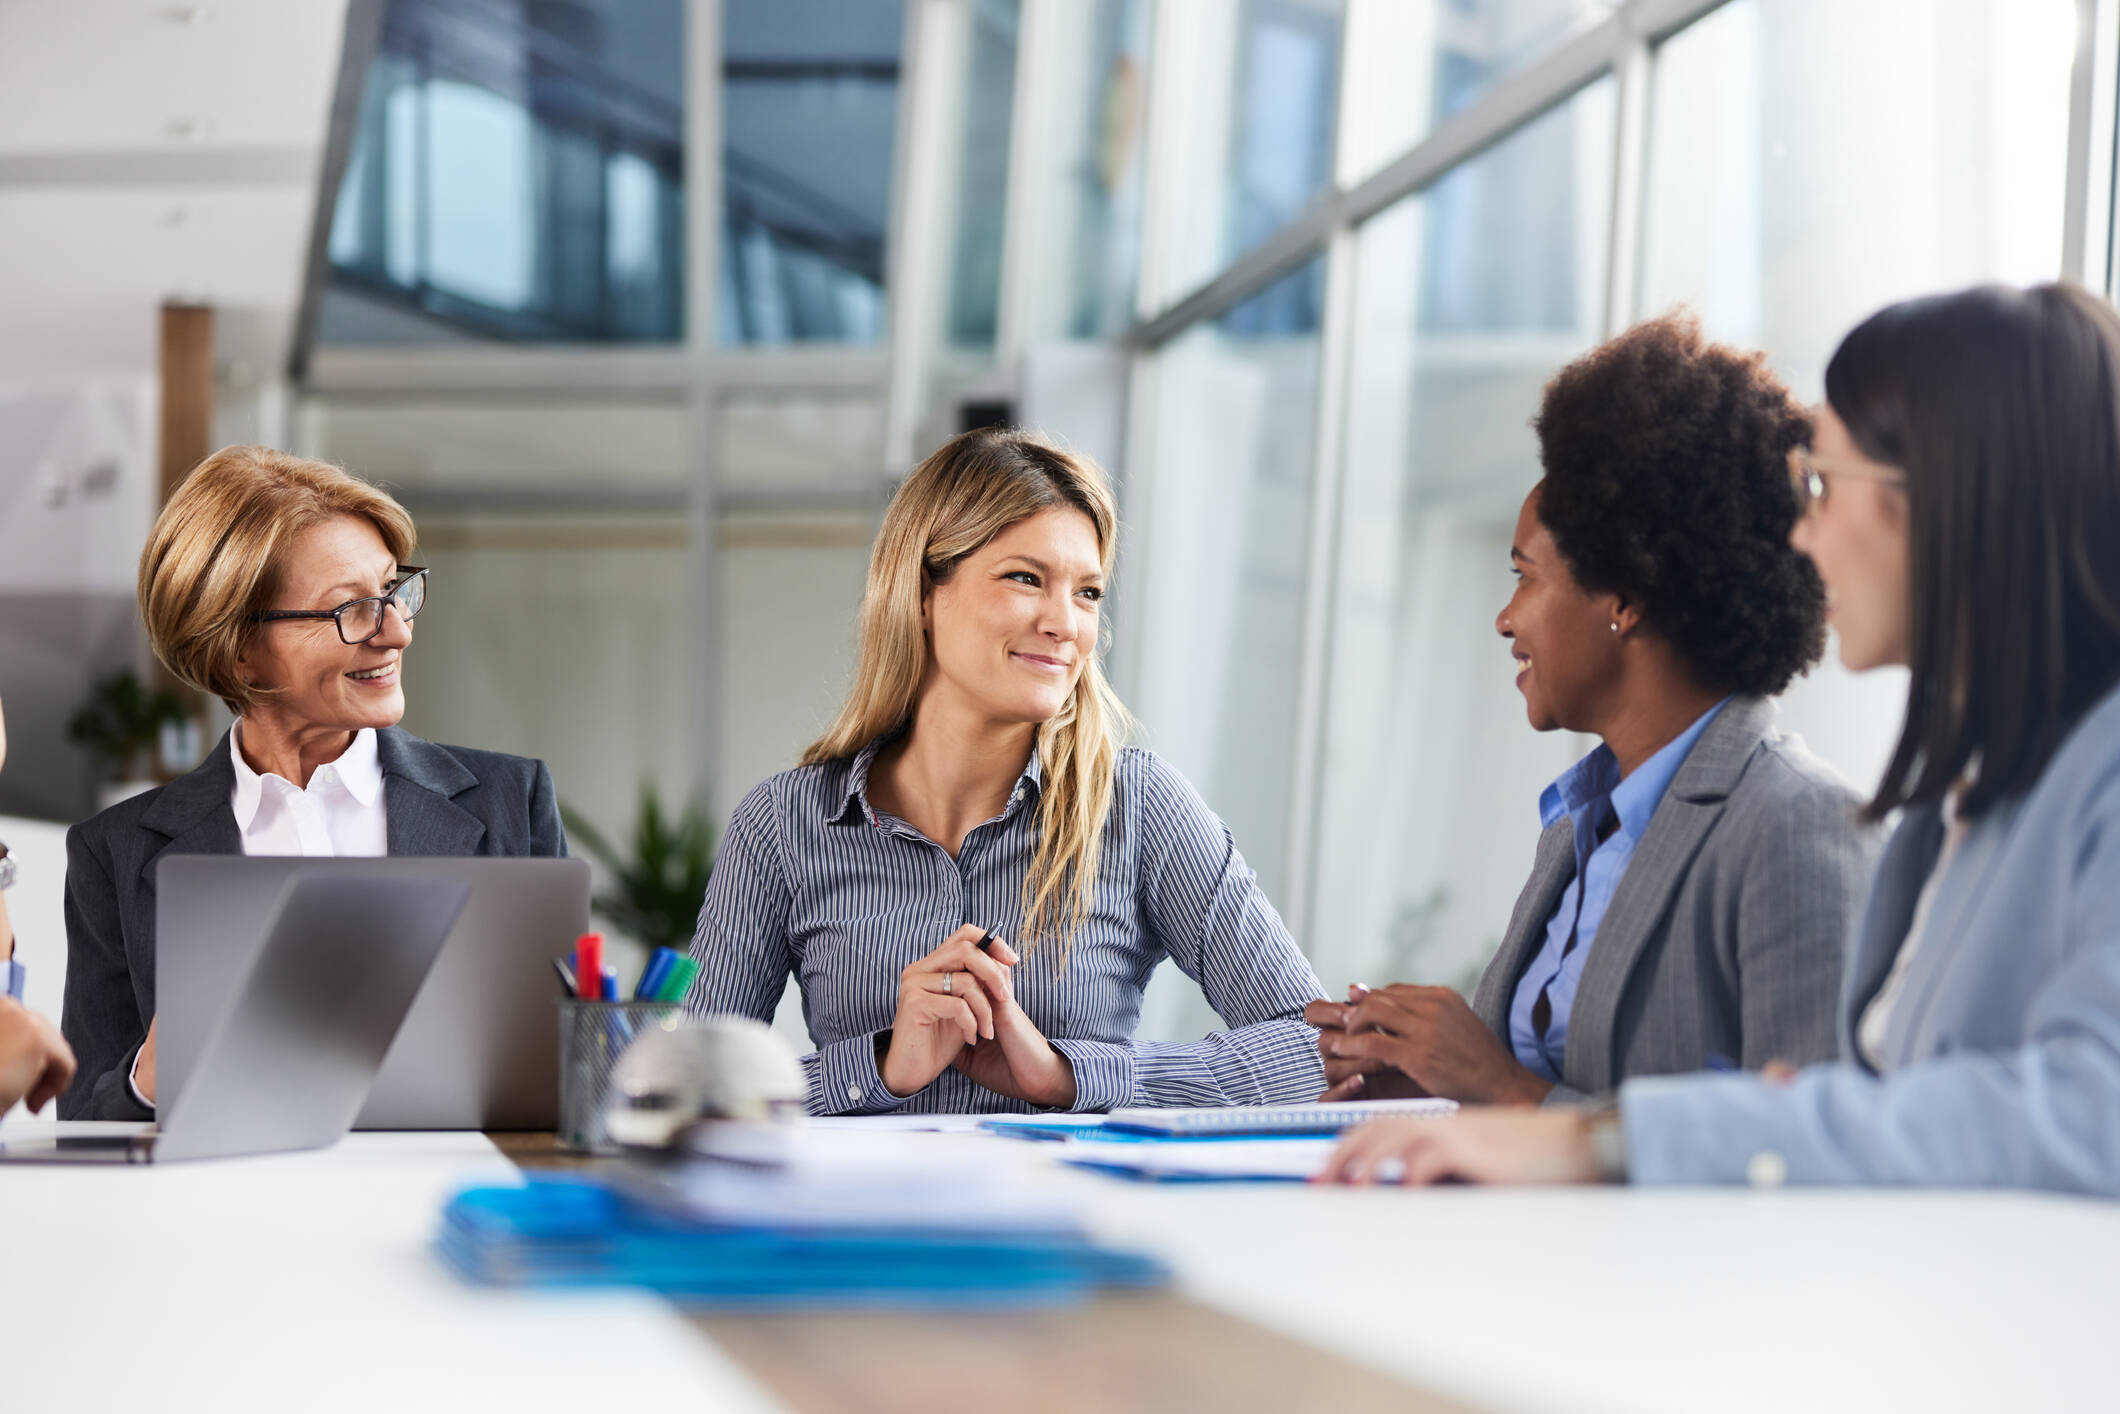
437, 1143, 1168, 1308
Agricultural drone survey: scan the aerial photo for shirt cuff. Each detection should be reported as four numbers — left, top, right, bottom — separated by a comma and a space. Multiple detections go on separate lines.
805, 1032, 911, 1116
126, 1043, 155, 1113
1050, 1038, 1135, 1113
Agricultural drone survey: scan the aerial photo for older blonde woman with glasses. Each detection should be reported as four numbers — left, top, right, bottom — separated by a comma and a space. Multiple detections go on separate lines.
686, 426, 1326, 1115
61, 445, 565, 1120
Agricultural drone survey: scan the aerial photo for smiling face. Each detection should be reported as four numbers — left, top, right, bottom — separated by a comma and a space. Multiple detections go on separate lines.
921, 507, 1105, 728
1788, 402, 1911, 672
236, 515, 413, 734
1495, 486, 1624, 733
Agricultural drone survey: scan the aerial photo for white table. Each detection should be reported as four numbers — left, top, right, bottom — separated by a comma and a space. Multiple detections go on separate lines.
7, 1121, 2119, 1413
1080, 1180, 2120, 1414
0, 1126, 781, 1413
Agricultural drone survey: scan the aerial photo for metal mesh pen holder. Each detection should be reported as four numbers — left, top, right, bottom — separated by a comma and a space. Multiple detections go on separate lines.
557, 999, 682, 1153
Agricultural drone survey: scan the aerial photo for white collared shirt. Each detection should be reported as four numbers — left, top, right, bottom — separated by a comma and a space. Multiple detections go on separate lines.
130, 723, 389, 1109
229, 721, 389, 859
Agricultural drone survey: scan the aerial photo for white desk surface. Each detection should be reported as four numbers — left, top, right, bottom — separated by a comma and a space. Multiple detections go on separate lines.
0, 1125, 781, 1414
5, 1120, 2118, 1414
1077, 1180, 2120, 1414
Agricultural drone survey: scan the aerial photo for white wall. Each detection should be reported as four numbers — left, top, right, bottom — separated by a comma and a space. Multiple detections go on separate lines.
0, 379, 158, 823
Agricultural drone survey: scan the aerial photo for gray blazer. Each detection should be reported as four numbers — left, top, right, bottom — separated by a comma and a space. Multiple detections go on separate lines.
1623, 679, 2120, 1193
59, 726, 566, 1120
1471, 696, 1879, 1104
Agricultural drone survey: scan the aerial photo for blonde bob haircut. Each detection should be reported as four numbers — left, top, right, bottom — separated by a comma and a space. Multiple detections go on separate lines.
804, 427, 1131, 960
139, 445, 416, 715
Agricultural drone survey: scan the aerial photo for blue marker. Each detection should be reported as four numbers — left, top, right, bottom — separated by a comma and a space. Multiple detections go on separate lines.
633, 947, 680, 1002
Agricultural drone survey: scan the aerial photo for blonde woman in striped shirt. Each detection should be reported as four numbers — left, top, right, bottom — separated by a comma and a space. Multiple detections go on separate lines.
688, 427, 1326, 1115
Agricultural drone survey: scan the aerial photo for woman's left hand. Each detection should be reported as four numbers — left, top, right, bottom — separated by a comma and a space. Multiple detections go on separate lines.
1319, 1108, 1601, 1186
949, 939, 1077, 1108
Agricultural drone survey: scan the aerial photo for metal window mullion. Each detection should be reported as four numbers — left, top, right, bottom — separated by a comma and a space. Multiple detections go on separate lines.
2064, 0, 2120, 286
685, 0, 724, 808
993, 0, 1069, 359
1283, 222, 1360, 955
1601, 20, 1654, 337
1130, 0, 1209, 320
882, 0, 970, 472
1624, 0, 1734, 46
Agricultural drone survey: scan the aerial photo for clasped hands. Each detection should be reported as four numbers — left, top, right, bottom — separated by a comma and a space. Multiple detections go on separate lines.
1304, 982, 1554, 1107
879, 924, 1076, 1108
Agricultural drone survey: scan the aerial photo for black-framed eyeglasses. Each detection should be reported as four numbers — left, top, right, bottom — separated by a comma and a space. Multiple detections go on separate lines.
254, 566, 428, 645
1787, 447, 1905, 516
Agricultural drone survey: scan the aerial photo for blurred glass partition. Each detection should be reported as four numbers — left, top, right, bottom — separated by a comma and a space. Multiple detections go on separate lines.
1127, 256, 1327, 914
1306, 82, 1614, 996
1642, 0, 2071, 398
1005, 0, 1152, 344
1151, 0, 1344, 304
941, 0, 1023, 353
325, 0, 686, 343
719, 0, 904, 345
1639, 0, 2074, 791
1338, 0, 1615, 183
1057, 0, 1152, 339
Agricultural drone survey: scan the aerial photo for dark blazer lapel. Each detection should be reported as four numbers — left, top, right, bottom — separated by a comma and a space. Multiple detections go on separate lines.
1561, 695, 1774, 1092
137, 731, 243, 883
1473, 819, 1578, 1035
377, 726, 486, 856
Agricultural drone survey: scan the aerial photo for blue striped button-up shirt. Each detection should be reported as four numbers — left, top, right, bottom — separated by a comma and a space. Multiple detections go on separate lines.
687, 737, 1326, 1115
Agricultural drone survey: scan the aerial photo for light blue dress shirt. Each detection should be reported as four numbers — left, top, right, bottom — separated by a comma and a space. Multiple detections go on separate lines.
1508, 700, 1730, 1081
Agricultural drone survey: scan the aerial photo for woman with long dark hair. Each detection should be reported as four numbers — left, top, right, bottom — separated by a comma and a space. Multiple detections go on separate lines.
1325, 283, 2120, 1194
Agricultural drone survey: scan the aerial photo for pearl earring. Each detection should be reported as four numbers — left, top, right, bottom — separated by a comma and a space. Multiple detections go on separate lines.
1609, 623, 1620, 633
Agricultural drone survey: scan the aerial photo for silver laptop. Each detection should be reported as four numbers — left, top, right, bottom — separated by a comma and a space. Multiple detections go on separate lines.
155, 855, 590, 1131
0, 871, 469, 1164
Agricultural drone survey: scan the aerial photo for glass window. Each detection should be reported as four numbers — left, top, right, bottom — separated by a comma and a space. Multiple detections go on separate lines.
1126, 256, 1328, 924
1307, 82, 1615, 997
1151, 0, 1344, 305
1338, 0, 1615, 183
943, 0, 1024, 352
1016, 0, 1152, 341
1639, 0, 2075, 790
323, 0, 686, 344
720, 0, 904, 346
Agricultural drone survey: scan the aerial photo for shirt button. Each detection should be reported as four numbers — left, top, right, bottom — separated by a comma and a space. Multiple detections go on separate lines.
846, 1084, 863, 1103
1746, 1150, 1788, 1188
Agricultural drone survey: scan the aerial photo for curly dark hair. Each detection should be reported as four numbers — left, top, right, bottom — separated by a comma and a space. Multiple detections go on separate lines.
1532, 311, 1826, 697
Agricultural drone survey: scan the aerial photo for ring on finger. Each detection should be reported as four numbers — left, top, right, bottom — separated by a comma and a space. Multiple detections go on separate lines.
942, 970, 953, 995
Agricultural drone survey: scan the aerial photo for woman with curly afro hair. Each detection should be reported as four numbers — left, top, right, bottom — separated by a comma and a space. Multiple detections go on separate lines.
1307, 312, 1879, 1109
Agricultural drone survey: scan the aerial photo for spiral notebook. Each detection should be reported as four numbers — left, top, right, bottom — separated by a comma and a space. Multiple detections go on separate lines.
1099, 1098, 1457, 1138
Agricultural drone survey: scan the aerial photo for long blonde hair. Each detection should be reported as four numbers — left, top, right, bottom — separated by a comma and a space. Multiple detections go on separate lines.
804, 427, 1132, 958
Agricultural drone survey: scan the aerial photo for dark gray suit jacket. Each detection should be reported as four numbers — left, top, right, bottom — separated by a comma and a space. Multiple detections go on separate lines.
59, 726, 566, 1120
1470, 696, 1879, 1105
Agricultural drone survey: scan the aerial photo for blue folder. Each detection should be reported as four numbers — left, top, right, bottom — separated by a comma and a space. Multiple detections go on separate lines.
436, 1176, 1169, 1309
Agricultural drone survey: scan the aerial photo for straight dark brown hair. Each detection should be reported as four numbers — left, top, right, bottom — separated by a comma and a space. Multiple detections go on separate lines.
1827, 283, 2120, 821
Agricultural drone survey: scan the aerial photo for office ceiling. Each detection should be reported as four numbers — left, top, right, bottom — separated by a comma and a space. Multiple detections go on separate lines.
0, 0, 349, 382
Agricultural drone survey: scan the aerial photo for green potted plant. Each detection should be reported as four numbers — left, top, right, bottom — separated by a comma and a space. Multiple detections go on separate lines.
560, 785, 718, 955
68, 669, 190, 809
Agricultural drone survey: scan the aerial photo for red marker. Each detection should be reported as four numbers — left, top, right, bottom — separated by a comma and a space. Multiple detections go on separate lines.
573, 932, 604, 1001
